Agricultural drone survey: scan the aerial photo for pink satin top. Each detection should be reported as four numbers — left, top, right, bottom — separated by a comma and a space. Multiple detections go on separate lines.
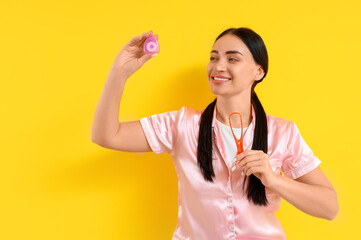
139, 103, 321, 240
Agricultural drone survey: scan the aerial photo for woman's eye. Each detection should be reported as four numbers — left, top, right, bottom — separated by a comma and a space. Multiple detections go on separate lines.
209, 57, 237, 61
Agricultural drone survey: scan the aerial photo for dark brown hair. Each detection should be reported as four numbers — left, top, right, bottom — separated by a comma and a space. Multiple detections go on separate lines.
197, 27, 269, 206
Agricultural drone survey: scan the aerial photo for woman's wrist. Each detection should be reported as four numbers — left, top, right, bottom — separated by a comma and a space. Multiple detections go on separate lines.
268, 173, 283, 190
108, 66, 130, 81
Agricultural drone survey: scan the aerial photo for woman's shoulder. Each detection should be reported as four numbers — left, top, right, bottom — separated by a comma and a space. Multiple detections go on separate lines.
177, 106, 204, 116
266, 112, 294, 132
146, 106, 203, 123
266, 113, 293, 123
155, 106, 203, 123
172, 106, 206, 128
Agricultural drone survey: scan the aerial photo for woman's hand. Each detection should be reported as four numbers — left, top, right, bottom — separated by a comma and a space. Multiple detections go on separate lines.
111, 31, 158, 78
231, 150, 279, 188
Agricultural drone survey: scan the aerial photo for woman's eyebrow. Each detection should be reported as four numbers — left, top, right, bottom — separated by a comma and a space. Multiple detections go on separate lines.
210, 50, 243, 56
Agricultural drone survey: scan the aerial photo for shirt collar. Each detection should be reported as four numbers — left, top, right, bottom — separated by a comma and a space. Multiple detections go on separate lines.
211, 101, 256, 130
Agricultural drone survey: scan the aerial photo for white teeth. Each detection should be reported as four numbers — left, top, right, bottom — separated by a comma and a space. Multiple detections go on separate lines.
213, 77, 231, 81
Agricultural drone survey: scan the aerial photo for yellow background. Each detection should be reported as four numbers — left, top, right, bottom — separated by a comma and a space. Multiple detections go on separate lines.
1, 0, 359, 239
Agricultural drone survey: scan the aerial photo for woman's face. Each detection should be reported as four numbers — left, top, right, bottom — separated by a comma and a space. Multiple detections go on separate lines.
206, 34, 264, 97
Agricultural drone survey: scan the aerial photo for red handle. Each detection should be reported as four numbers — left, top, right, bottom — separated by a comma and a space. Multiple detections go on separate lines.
228, 112, 244, 155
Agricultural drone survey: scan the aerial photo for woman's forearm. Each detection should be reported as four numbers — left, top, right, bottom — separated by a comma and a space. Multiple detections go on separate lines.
91, 67, 128, 144
270, 174, 338, 220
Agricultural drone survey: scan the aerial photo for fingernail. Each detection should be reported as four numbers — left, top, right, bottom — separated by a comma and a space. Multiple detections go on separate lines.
231, 166, 236, 171
151, 53, 157, 58
233, 157, 237, 162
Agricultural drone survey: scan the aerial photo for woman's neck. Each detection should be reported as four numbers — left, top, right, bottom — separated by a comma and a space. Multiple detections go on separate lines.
215, 95, 252, 128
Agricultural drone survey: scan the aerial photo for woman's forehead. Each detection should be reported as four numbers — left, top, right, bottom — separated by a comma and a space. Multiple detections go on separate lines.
212, 34, 248, 55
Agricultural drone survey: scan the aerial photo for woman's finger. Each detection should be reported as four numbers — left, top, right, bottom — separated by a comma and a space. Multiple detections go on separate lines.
233, 150, 262, 163
129, 31, 153, 45
244, 166, 264, 176
234, 152, 262, 167
242, 161, 262, 173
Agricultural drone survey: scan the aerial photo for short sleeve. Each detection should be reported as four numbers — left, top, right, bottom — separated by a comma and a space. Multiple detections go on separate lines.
281, 121, 322, 179
139, 107, 186, 154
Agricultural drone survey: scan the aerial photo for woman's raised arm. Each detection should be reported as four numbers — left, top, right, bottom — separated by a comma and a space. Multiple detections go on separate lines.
91, 31, 157, 152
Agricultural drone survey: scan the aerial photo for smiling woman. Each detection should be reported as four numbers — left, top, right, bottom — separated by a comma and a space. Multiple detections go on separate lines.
91, 27, 338, 240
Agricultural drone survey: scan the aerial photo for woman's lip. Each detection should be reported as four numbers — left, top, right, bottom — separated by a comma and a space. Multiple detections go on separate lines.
212, 77, 231, 84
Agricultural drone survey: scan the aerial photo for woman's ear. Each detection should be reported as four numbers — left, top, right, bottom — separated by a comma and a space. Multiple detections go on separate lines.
255, 66, 265, 81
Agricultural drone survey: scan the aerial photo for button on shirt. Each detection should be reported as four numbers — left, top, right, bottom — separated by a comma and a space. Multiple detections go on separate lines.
139, 103, 321, 240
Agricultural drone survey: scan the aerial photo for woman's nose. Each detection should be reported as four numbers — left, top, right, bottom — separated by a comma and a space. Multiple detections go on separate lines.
214, 60, 226, 71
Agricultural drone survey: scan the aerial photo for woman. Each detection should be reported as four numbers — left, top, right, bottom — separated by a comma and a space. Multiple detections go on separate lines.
91, 27, 338, 239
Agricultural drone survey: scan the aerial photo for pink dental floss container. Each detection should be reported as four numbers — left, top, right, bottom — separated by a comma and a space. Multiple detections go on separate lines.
143, 34, 160, 53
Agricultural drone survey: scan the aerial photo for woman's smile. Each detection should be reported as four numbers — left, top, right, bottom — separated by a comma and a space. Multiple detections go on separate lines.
212, 77, 231, 84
